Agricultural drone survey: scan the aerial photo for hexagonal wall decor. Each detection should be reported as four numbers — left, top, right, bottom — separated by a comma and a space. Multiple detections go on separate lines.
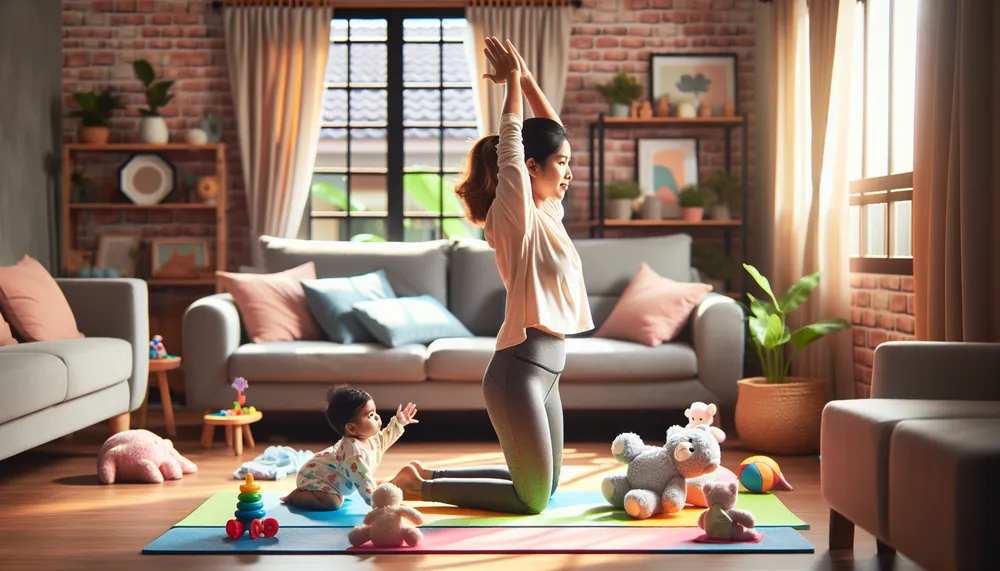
119, 153, 176, 205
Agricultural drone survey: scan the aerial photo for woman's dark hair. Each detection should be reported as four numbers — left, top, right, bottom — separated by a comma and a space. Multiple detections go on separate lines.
325, 385, 372, 437
454, 117, 568, 225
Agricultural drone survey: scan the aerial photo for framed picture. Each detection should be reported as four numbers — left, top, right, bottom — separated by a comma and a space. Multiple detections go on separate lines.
95, 232, 140, 278
649, 53, 738, 115
151, 237, 211, 278
636, 138, 700, 218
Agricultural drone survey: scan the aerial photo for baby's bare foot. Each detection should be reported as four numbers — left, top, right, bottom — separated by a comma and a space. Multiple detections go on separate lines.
407, 460, 434, 480
389, 465, 424, 501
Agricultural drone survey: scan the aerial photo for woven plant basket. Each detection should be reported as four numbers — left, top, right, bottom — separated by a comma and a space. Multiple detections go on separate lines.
734, 377, 829, 455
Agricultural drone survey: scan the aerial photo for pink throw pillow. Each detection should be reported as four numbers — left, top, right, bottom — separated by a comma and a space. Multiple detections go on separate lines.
0, 255, 85, 342
217, 262, 322, 343
593, 262, 712, 347
0, 310, 17, 346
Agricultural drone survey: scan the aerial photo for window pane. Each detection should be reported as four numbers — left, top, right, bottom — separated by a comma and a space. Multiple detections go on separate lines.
443, 88, 476, 123
892, 199, 912, 257
891, 0, 918, 174
442, 18, 466, 41
315, 137, 346, 168
443, 217, 483, 241
404, 43, 440, 86
404, 18, 440, 42
864, 202, 886, 256
404, 217, 440, 242
310, 174, 349, 212
404, 89, 440, 125
330, 20, 347, 42
865, 0, 891, 177
311, 218, 345, 241
346, 218, 387, 242
849, 204, 860, 257
348, 174, 388, 213
402, 173, 466, 215
405, 128, 441, 171
442, 43, 474, 84
321, 89, 346, 124
350, 90, 387, 125
443, 134, 476, 171
350, 44, 387, 85
848, 1, 865, 182
443, 173, 465, 215
350, 19, 386, 42
350, 129, 386, 170
325, 44, 347, 84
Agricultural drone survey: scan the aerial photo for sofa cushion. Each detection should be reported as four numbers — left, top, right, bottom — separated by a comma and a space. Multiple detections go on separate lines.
0, 353, 68, 424
302, 269, 397, 344
228, 341, 428, 382
0, 338, 131, 401
217, 262, 322, 344
425, 336, 698, 382
352, 295, 473, 348
0, 255, 85, 342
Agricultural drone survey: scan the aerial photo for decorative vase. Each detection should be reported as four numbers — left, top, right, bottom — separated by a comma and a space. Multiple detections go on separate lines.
677, 102, 697, 118
610, 103, 630, 118
606, 198, 633, 220
712, 204, 731, 220
734, 377, 828, 455
639, 195, 661, 220
186, 128, 208, 145
139, 116, 169, 144
681, 207, 704, 222
78, 126, 110, 145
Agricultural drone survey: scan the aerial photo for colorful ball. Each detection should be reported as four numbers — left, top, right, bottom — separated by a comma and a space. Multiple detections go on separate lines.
738, 455, 784, 493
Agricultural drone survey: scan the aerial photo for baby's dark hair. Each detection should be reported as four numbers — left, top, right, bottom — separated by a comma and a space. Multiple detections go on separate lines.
325, 385, 372, 437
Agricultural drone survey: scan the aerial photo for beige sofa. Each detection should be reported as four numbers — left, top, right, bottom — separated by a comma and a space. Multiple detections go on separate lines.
182, 234, 745, 413
0, 278, 149, 461
821, 341, 1000, 571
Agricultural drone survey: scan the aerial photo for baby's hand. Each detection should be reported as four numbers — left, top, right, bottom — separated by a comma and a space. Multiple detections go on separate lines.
395, 402, 419, 426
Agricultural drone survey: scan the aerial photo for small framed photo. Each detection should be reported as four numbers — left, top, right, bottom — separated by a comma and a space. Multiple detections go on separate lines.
636, 138, 700, 218
649, 53, 738, 115
95, 232, 140, 278
150, 237, 211, 278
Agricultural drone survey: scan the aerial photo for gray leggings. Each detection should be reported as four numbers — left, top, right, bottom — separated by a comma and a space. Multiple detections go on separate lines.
420, 327, 566, 514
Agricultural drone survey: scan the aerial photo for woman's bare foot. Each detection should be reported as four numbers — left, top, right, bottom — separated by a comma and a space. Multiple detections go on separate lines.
407, 460, 434, 480
389, 464, 425, 501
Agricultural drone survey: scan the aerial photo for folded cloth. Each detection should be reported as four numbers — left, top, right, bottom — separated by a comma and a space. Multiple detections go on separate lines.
233, 446, 315, 481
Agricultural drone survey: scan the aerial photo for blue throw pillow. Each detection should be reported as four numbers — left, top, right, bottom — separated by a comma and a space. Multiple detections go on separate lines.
351, 295, 474, 347
301, 270, 397, 344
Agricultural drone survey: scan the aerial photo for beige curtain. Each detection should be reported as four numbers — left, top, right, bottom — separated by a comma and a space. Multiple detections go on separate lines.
223, 6, 334, 267
464, 3, 572, 136
758, 0, 855, 399
912, 0, 1000, 342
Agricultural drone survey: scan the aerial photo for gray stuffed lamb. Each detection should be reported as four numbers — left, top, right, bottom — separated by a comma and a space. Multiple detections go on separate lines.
601, 424, 722, 519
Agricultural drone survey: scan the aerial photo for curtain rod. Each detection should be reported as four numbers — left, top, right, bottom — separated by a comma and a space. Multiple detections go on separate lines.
211, 0, 582, 9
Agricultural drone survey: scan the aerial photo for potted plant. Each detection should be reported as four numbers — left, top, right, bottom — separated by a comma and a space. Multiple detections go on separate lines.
678, 183, 706, 222
69, 87, 124, 145
734, 264, 851, 454
133, 59, 175, 144
703, 170, 741, 220
604, 179, 641, 220
596, 73, 643, 118
692, 243, 740, 292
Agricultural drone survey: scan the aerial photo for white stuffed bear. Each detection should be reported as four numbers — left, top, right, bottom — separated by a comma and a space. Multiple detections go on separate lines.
348, 483, 424, 548
684, 401, 726, 443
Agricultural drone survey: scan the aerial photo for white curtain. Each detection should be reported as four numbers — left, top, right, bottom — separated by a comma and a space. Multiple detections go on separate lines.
464, 3, 572, 136
223, 6, 334, 267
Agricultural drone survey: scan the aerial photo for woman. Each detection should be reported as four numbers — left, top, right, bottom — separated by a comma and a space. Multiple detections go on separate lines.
389, 37, 593, 514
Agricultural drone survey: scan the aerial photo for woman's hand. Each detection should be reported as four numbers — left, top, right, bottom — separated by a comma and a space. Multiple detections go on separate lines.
509, 42, 536, 88
395, 402, 419, 426
482, 36, 521, 84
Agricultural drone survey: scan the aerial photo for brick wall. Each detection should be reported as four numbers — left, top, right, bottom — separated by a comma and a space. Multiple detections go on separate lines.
850, 272, 915, 397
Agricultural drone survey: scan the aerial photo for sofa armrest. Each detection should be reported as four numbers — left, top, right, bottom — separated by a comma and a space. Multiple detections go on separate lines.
57, 278, 149, 411
182, 293, 244, 409
872, 341, 1000, 400
690, 292, 745, 408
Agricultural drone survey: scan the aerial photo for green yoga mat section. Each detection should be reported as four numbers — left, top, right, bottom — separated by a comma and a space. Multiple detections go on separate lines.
177, 490, 809, 530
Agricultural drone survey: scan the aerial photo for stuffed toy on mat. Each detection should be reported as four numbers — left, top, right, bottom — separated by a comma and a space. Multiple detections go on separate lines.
348, 483, 424, 548
601, 424, 721, 519
97, 429, 198, 484
696, 480, 763, 543
686, 465, 739, 507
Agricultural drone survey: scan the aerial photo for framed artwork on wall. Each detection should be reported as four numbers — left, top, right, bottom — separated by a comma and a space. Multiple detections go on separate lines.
636, 138, 700, 219
150, 237, 211, 278
95, 232, 140, 277
649, 53, 738, 115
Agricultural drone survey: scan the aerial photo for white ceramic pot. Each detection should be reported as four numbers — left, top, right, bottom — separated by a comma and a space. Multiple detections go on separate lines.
677, 102, 697, 118
186, 128, 208, 145
640, 195, 661, 220
606, 199, 633, 220
139, 116, 169, 144
610, 103, 630, 118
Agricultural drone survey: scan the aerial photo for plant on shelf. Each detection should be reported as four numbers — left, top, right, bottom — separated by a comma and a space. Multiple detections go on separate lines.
69, 87, 124, 145
604, 179, 641, 221
676, 73, 712, 107
678, 183, 706, 222
702, 170, 741, 220
733, 263, 851, 455
133, 59, 175, 144
596, 72, 643, 118
692, 243, 740, 292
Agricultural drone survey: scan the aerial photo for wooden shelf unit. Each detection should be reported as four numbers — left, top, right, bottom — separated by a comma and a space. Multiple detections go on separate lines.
60, 143, 228, 291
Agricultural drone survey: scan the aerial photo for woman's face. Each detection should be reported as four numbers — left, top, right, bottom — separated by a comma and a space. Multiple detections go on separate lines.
527, 140, 573, 203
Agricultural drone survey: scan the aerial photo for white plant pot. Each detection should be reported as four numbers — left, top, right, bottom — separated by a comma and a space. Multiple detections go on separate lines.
639, 195, 662, 220
139, 116, 169, 144
606, 198, 633, 220
712, 204, 732, 220
610, 103, 631, 118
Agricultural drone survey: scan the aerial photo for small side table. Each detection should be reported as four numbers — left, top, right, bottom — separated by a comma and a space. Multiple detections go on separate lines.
202, 410, 262, 456
139, 357, 181, 438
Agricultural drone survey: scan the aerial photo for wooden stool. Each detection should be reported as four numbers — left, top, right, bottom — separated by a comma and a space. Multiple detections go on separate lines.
201, 410, 262, 456
138, 357, 180, 438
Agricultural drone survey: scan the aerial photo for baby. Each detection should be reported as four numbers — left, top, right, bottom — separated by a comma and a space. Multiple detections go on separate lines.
281, 385, 419, 511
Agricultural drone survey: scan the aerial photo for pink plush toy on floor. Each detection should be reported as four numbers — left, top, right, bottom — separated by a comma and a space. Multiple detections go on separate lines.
685, 401, 726, 443
98, 429, 198, 484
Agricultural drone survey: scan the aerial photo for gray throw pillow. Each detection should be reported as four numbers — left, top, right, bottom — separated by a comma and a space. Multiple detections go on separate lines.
301, 269, 396, 344
351, 295, 474, 347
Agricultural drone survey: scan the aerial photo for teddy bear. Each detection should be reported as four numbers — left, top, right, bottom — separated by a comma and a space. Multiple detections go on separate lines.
97, 429, 198, 484
684, 401, 726, 443
601, 424, 721, 519
696, 480, 762, 542
348, 483, 425, 548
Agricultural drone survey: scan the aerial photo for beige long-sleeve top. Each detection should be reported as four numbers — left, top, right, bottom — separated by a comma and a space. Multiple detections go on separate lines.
483, 113, 594, 351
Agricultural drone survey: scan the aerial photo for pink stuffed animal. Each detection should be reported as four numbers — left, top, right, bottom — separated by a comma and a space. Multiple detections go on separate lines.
684, 401, 726, 443
98, 429, 198, 484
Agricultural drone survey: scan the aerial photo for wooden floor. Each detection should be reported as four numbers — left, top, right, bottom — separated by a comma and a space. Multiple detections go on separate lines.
0, 412, 924, 571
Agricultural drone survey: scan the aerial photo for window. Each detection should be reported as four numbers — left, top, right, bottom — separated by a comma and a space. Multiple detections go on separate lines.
309, 9, 483, 243
848, 0, 918, 274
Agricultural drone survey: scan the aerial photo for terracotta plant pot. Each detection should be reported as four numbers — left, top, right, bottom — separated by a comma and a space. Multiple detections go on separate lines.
78, 126, 110, 145
681, 207, 704, 222
734, 377, 828, 455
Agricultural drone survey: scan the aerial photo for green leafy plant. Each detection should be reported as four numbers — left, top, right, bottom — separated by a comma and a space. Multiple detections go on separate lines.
678, 183, 706, 208
738, 264, 851, 384
69, 87, 124, 127
692, 243, 740, 281
596, 73, 644, 106
605, 179, 642, 201
703, 170, 741, 209
133, 59, 175, 117
676, 73, 712, 104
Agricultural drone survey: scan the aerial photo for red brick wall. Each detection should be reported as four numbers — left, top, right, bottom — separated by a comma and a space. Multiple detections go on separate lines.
850, 272, 915, 397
